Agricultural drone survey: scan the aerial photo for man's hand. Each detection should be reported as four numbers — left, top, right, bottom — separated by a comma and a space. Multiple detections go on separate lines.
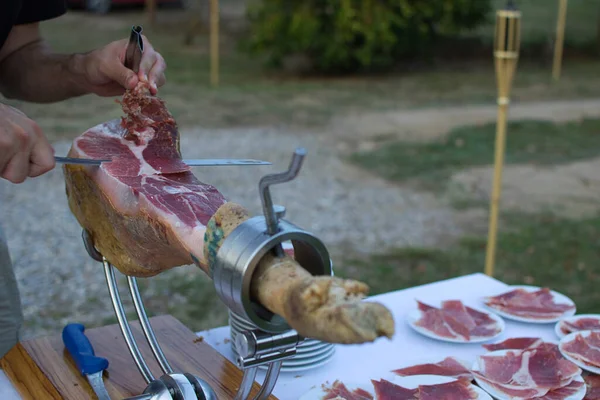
80, 36, 167, 97
0, 104, 55, 184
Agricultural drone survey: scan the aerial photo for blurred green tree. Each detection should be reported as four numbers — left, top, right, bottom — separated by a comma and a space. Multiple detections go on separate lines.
241, 0, 492, 74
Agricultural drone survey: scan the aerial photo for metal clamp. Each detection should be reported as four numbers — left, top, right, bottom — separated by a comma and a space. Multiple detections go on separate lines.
82, 230, 217, 400
233, 329, 302, 400
212, 148, 332, 333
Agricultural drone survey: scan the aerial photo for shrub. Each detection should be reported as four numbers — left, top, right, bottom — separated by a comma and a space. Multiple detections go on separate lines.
242, 0, 492, 74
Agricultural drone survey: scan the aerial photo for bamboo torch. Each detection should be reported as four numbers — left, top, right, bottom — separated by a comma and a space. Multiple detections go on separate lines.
210, 0, 220, 86
552, 0, 568, 81
484, 1, 521, 277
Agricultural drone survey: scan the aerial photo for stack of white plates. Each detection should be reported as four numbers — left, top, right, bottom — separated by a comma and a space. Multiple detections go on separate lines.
228, 310, 336, 372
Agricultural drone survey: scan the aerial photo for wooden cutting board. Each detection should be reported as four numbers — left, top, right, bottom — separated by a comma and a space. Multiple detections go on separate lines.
0, 314, 278, 399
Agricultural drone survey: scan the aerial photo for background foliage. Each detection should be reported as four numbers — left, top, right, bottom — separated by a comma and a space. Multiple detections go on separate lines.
242, 0, 493, 73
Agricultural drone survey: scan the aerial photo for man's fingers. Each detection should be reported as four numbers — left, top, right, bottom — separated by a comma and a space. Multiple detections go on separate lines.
28, 132, 55, 178
2, 151, 30, 183
103, 56, 138, 90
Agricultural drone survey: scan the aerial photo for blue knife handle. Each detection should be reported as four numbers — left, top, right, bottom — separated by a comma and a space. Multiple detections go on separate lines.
62, 323, 109, 376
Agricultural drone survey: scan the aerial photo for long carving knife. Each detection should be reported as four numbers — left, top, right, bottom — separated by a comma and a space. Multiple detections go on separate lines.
55, 156, 272, 167
62, 323, 111, 400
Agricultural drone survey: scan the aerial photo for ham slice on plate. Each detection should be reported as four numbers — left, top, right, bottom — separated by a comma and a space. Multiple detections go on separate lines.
484, 286, 576, 322
558, 316, 600, 337
482, 337, 544, 352
560, 330, 600, 373
472, 344, 584, 400
583, 373, 600, 399
409, 299, 503, 342
371, 375, 481, 400
322, 380, 373, 400
392, 356, 473, 380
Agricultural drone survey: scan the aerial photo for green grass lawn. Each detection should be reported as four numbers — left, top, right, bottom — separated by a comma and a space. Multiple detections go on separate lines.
349, 118, 600, 190
340, 211, 600, 315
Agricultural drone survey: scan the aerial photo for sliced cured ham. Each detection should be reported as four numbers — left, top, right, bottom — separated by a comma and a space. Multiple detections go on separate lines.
62, 81, 395, 345
392, 357, 472, 380
483, 337, 543, 351
561, 331, 600, 369
474, 343, 582, 399
371, 378, 476, 400
560, 318, 600, 336
371, 379, 418, 400
322, 380, 374, 400
485, 288, 575, 320
414, 299, 501, 340
583, 373, 600, 399
543, 379, 585, 400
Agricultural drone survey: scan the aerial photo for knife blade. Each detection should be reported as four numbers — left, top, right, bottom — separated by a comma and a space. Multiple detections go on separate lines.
62, 323, 111, 400
55, 156, 271, 167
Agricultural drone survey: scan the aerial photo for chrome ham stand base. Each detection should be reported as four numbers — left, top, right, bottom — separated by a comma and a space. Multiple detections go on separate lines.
81, 148, 334, 400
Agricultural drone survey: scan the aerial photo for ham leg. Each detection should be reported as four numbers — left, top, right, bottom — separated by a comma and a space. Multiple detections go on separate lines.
62, 82, 395, 344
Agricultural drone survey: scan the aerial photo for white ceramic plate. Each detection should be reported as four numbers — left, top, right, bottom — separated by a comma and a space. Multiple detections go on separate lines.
555, 314, 600, 339
472, 349, 585, 400
406, 301, 505, 343
299, 374, 492, 400
391, 355, 473, 378
482, 285, 576, 324
559, 330, 600, 374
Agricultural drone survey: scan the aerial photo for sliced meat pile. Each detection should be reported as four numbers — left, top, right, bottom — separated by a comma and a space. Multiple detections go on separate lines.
371, 377, 477, 400
484, 288, 575, 320
561, 331, 600, 370
322, 380, 373, 400
483, 337, 544, 351
474, 343, 583, 399
583, 373, 600, 399
414, 299, 501, 340
392, 357, 473, 380
560, 318, 600, 336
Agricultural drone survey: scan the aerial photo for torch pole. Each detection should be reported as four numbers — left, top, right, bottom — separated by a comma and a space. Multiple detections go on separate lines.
553, 0, 568, 81
210, 0, 220, 87
484, 4, 520, 277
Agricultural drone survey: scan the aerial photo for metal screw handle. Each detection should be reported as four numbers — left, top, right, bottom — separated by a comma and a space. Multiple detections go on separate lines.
258, 148, 306, 236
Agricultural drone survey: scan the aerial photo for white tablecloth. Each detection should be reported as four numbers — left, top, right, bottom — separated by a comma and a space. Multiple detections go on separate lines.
0, 273, 563, 399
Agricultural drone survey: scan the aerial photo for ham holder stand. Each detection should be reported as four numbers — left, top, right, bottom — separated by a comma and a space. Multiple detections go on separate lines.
81, 148, 334, 400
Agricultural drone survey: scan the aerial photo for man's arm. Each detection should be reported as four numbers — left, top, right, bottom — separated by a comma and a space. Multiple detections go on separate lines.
0, 23, 91, 103
0, 23, 167, 103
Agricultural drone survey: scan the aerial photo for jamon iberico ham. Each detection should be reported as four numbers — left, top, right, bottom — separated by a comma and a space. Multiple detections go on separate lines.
414, 300, 501, 340
371, 377, 477, 400
484, 288, 575, 320
322, 380, 373, 400
561, 331, 600, 369
62, 81, 394, 344
393, 357, 473, 380
474, 342, 582, 399
559, 317, 600, 336
482, 337, 544, 351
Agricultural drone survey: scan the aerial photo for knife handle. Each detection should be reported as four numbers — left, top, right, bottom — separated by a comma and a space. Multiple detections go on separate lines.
62, 323, 109, 376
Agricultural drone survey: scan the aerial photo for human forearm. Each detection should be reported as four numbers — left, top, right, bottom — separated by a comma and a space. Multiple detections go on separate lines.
0, 39, 90, 103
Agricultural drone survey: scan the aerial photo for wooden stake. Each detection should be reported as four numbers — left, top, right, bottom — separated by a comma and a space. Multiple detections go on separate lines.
210, 0, 219, 86
552, 0, 568, 81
